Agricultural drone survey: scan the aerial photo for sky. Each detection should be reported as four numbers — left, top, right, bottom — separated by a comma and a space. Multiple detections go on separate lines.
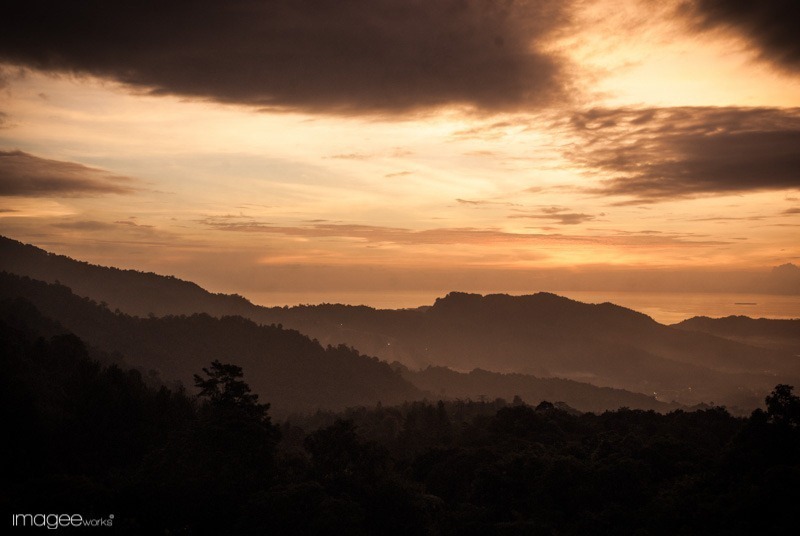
0, 0, 799, 304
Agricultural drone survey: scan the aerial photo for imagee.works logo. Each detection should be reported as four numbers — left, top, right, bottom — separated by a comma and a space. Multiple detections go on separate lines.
11, 513, 114, 529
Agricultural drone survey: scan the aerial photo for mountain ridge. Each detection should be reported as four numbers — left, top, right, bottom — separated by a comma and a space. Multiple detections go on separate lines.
674, 315, 800, 356
0, 272, 423, 415
0, 271, 678, 414
2, 235, 798, 409
0, 235, 256, 317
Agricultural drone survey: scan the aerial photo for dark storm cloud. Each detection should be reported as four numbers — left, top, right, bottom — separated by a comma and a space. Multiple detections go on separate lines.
566, 107, 800, 203
0, 0, 573, 114
686, 0, 800, 72
0, 150, 137, 196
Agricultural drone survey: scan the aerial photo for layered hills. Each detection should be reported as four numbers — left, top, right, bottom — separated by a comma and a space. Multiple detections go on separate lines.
2, 235, 796, 410
674, 315, 800, 356
0, 235, 254, 318
0, 274, 421, 415
0, 271, 674, 414
252, 293, 798, 408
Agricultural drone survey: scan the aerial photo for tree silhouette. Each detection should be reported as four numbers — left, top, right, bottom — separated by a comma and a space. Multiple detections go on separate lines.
194, 359, 270, 421
194, 359, 269, 413
137, 360, 282, 531
765, 384, 800, 427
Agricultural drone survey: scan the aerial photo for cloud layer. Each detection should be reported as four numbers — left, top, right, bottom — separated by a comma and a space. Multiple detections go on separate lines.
508, 206, 599, 226
200, 217, 725, 249
0, 150, 137, 196
566, 107, 800, 203
0, 0, 572, 114
687, 0, 800, 73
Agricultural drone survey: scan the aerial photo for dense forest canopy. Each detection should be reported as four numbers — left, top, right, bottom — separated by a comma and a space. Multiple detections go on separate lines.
3, 236, 799, 533
2, 302, 798, 534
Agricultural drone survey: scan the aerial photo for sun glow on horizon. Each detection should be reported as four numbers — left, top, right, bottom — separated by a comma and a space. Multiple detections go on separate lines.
0, 0, 798, 299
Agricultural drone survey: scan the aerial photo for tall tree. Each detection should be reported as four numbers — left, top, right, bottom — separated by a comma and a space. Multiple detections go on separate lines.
765, 384, 800, 427
194, 359, 270, 422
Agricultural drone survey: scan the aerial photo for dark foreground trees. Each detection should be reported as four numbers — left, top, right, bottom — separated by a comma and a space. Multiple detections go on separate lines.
2, 303, 799, 534
133, 360, 281, 533
765, 383, 800, 426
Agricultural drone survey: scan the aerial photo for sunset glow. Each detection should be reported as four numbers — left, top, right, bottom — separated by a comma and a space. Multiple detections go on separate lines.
1, 0, 798, 302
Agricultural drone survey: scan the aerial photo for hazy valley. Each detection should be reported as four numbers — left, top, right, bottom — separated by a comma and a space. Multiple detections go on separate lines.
2, 235, 798, 413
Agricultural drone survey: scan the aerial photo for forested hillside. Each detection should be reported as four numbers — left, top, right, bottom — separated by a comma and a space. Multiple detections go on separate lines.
0, 273, 677, 413
0, 274, 420, 414
675, 315, 800, 355
3, 306, 798, 534
0, 235, 257, 317
252, 293, 799, 409
3, 235, 797, 410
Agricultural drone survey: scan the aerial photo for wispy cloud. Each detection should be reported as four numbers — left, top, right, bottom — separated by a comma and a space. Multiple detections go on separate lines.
509, 206, 599, 225
51, 220, 117, 231
200, 217, 727, 248
565, 107, 800, 203
45, 218, 178, 250
0, 150, 138, 197
385, 171, 413, 178
456, 198, 521, 208
327, 153, 372, 161
203, 219, 567, 246
685, 215, 765, 223
114, 219, 155, 228
52, 219, 158, 234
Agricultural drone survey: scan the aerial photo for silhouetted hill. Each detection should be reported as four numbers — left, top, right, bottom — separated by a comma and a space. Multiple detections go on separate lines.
0, 235, 256, 317
397, 365, 676, 413
6, 301, 798, 534
674, 316, 800, 356
0, 272, 691, 414
3, 236, 797, 410
0, 273, 421, 415
250, 292, 800, 409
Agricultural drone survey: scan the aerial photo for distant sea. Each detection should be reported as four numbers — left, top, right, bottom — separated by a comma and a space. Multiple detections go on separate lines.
248, 290, 800, 325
